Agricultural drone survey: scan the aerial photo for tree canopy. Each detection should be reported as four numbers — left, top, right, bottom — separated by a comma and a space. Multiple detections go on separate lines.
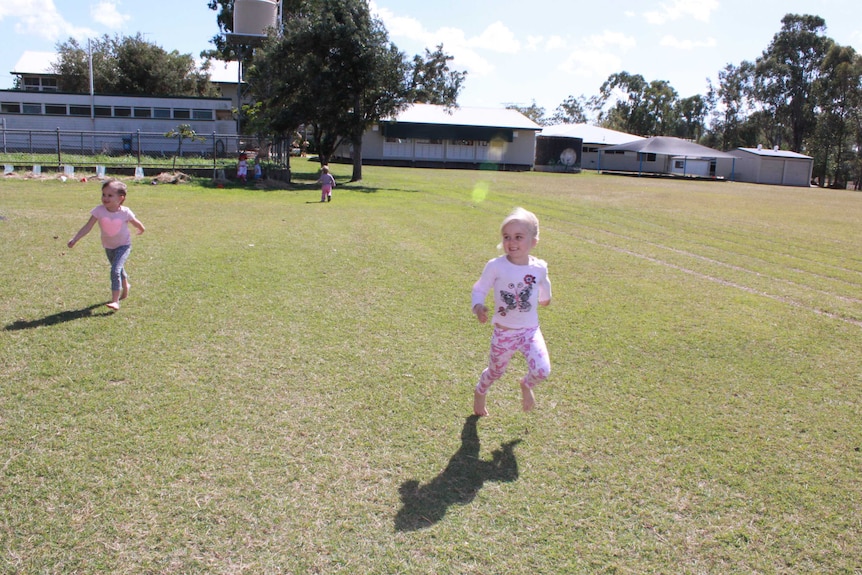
52, 34, 217, 97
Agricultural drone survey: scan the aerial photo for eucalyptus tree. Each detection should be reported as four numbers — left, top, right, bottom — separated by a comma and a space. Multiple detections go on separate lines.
409, 44, 467, 107
754, 14, 832, 152
813, 43, 862, 187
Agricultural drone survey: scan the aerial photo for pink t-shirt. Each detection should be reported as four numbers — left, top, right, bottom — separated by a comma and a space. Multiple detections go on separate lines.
91, 205, 136, 249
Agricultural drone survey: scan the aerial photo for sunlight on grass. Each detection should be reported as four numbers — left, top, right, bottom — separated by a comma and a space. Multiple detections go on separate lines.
2, 167, 862, 574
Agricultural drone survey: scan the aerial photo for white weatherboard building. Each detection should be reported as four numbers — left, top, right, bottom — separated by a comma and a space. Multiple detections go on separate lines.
540, 124, 644, 171
338, 103, 542, 171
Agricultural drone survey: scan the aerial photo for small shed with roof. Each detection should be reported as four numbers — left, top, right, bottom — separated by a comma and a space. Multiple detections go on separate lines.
721, 146, 813, 187
338, 103, 542, 171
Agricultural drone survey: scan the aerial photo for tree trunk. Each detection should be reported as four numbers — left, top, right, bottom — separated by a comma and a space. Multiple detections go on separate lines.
351, 135, 363, 182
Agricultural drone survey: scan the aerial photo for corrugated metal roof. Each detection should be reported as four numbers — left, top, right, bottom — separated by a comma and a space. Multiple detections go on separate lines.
735, 147, 812, 160
11, 51, 55, 74
540, 123, 644, 145
604, 136, 737, 158
390, 103, 541, 130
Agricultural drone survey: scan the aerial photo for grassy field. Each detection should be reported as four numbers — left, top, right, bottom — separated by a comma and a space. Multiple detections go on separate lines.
1, 162, 861, 574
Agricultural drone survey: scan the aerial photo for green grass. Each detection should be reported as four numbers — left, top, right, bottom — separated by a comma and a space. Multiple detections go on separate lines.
2, 165, 861, 574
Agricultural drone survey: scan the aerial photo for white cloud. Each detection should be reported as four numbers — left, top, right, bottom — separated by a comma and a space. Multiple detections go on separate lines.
558, 49, 622, 80
644, 0, 718, 25
525, 35, 543, 51
1, 0, 95, 41
90, 1, 130, 29
586, 30, 637, 52
469, 21, 520, 54
660, 35, 717, 50
544, 35, 566, 52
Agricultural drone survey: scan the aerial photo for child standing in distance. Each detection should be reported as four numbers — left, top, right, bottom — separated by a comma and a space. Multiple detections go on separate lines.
237, 153, 248, 183
68, 179, 145, 310
471, 207, 552, 416
317, 165, 335, 202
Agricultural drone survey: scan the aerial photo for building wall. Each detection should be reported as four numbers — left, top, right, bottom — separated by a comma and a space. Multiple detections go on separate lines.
0, 90, 236, 136
338, 125, 538, 169
716, 151, 813, 187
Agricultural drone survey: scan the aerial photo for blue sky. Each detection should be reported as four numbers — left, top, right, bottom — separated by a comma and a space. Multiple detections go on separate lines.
2, 0, 861, 114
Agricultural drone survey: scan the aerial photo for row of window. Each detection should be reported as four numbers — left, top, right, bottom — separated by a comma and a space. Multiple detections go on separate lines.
0, 101, 226, 121
385, 137, 490, 146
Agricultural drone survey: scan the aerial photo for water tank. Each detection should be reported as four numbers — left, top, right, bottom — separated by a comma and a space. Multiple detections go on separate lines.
234, 0, 278, 37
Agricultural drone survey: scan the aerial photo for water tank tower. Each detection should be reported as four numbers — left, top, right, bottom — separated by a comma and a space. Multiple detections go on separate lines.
233, 0, 279, 38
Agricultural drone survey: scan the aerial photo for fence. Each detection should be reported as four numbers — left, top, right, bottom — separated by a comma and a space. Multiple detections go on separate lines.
0, 127, 294, 171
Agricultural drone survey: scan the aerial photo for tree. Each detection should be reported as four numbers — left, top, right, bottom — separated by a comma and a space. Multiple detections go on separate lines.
707, 62, 756, 150
813, 43, 862, 187
164, 124, 206, 170
408, 44, 466, 107
248, 0, 409, 181
506, 101, 547, 125
754, 14, 832, 152
52, 34, 217, 97
674, 95, 709, 141
549, 95, 588, 125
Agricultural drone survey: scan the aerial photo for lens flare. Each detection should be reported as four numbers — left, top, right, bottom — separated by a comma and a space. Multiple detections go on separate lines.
472, 181, 489, 203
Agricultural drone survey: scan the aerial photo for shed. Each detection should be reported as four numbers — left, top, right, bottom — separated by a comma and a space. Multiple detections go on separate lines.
721, 147, 813, 187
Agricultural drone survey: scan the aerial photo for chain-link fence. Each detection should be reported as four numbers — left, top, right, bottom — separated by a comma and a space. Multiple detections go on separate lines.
0, 128, 295, 171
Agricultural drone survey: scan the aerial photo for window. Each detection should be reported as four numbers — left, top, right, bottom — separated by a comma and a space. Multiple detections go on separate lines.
134, 107, 152, 118
153, 108, 171, 119
114, 107, 132, 117
1, 102, 21, 113
41, 78, 58, 92
641, 153, 657, 162
94, 106, 112, 117
674, 160, 685, 169
45, 104, 66, 115
215, 109, 232, 120
192, 108, 213, 120
22, 103, 41, 114
452, 139, 474, 146
174, 108, 190, 119
415, 138, 442, 145
69, 105, 90, 116
584, 146, 598, 153
23, 78, 40, 91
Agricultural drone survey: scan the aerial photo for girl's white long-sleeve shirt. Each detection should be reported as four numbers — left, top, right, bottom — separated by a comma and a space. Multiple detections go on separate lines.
471, 255, 551, 329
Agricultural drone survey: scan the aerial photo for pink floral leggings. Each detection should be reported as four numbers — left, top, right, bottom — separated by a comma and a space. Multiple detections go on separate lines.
476, 325, 550, 395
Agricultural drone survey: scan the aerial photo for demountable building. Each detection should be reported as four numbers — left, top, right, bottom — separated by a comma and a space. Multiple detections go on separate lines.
600, 136, 737, 178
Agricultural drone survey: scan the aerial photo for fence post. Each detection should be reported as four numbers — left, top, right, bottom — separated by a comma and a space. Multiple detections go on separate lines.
136, 129, 141, 166
56, 127, 61, 167
213, 131, 217, 171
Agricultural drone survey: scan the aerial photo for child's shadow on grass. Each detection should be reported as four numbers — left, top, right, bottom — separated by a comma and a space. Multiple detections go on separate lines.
394, 415, 522, 532
4, 303, 112, 331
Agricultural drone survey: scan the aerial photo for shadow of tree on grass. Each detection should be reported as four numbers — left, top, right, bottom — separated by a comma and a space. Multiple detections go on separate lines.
394, 415, 522, 532
4, 303, 113, 331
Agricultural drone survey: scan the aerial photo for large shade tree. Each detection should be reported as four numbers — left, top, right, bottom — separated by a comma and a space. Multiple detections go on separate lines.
247, 0, 410, 181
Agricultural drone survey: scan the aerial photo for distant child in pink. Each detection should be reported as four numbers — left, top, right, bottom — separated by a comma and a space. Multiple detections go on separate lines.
471, 207, 552, 416
317, 165, 335, 202
68, 179, 146, 310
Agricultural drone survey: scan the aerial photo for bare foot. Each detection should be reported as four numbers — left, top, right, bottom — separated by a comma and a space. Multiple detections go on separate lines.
106, 301, 120, 310
120, 282, 131, 300
521, 382, 535, 412
473, 390, 489, 416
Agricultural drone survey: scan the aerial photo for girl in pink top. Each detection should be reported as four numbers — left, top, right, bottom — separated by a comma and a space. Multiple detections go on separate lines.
68, 179, 146, 310
471, 207, 552, 416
